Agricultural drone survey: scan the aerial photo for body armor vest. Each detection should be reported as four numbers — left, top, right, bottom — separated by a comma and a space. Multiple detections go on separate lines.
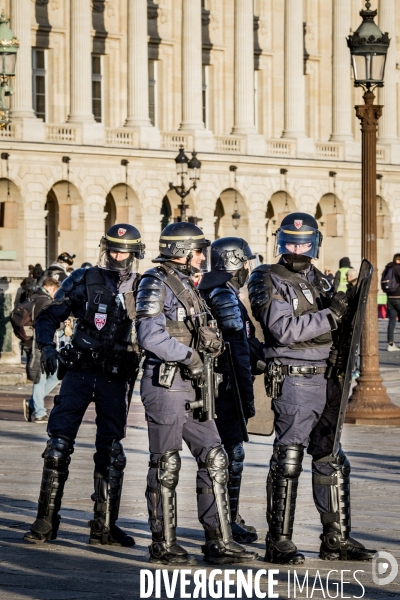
148, 265, 208, 347
72, 267, 136, 355
256, 263, 332, 350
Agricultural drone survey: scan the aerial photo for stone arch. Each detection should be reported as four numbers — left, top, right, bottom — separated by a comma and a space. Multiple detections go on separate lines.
377, 195, 392, 274
265, 191, 296, 263
47, 180, 84, 267
160, 196, 172, 230
315, 193, 346, 273
105, 183, 142, 232
0, 178, 25, 266
215, 188, 248, 240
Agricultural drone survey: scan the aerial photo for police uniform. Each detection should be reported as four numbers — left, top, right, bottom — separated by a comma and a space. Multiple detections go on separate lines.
248, 212, 375, 565
24, 224, 144, 547
136, 221, 258, 565
199, 237, 259, 544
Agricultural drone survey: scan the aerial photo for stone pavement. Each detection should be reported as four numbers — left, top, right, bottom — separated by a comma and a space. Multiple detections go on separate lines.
0, 320, 399, 599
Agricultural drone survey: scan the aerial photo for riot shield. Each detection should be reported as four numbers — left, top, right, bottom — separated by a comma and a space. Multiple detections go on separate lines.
315, 259, 373, 460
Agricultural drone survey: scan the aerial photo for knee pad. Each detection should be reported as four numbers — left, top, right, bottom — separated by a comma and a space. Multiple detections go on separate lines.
206, 445, 229, 485
109, 440, 126, 473
42, 436, 74, 470
227, 443, 245, 476
274, 444, 304, 479
157, 451, 181, 490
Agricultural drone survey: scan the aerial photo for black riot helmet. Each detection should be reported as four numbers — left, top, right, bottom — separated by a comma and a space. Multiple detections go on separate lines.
275, 212, 322, 259
99, 223, 145, 273
154, 221, 211, 273
211, 236, 260, 288
57, 252, 76, 266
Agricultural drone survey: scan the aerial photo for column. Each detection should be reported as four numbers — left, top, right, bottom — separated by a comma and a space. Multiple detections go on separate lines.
11, 0, 35, 119
232, 0, 256, 134
125, 0, 152, 127
68, 0, 94, 123
179, 0, 204, 130
330, 0, 353, 141
282, 0, 306, 138
378, 0, 398, 143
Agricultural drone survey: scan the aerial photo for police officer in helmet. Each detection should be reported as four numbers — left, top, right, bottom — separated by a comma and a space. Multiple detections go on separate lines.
198, 237, 260, 544
136, 222, 258, 565
248, 212, 375, 565
24, 223, 144, 547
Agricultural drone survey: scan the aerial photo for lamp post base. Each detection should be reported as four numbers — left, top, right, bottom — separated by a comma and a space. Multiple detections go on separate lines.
346, 372, 400, 425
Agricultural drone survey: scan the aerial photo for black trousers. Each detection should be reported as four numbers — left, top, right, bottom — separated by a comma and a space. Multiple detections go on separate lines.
47, 368, 129, 475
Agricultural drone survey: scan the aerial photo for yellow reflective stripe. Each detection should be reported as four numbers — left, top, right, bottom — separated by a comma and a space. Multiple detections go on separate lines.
282, 230, 313, 235
160, 234, 205, 240
106, 234, 141, 244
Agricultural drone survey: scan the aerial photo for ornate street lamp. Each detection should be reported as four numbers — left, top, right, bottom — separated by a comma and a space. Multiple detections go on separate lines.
229, 165, 241, 230
0, 11, 19, 129
169, 146, 201, 222
345, 2, 400, 425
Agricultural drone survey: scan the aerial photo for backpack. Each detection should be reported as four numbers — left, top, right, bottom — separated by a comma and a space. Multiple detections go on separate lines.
381, 265, 399, 294
10, 297, 36, 343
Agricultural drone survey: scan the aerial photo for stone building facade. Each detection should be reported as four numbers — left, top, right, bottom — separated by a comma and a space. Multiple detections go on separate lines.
0, 0, 400, 279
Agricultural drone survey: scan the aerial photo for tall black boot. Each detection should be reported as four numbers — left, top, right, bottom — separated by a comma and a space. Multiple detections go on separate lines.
227, 443, 258, 543
89, 441, 134, 546
314, 450, 375, 561
24, 436, 73, 543
148, 451, 196, 565
265, 444, 305, 565
202, 446, 258, 565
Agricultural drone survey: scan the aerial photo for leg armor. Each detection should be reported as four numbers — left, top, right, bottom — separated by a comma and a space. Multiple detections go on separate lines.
89, 440, 134, 547
148, 451, 195, 565
265, 444, 305, 565
202, 445, 258, 565
24, 435, 73, 543
314, 449, 375, 561
227, 443, 258, 544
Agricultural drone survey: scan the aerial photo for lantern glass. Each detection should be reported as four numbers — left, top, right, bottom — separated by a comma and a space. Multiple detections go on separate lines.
232, 210, 241, 230
0, 52, 16, 77
351, 52, 387, 85
176, 161, 188, 176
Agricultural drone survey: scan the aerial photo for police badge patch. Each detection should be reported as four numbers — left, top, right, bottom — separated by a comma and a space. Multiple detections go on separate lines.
118, 227, 127, 236
302, 289, 314, 304
94, 313, 107, 330
294, 220, 303, 229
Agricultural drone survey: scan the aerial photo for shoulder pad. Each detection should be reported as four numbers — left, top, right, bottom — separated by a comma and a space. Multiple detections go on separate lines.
136, 273, 166, 318
248, 268, 273, 318
143, 266, 169, 282
53, 268, 86, 304
209, 286, 243, 332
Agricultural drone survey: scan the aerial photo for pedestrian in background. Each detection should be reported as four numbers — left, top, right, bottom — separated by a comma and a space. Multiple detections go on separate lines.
39, 252, 76, 283
333, 257, 352, 292
24, 277, 61, 423
382, 253, 400, 351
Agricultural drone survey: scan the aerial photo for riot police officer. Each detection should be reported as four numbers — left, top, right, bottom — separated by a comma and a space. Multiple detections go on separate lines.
198, 237, 260, 544
248, 213, 375, 565
24, 224, 144, 547
136, 222, 258, 565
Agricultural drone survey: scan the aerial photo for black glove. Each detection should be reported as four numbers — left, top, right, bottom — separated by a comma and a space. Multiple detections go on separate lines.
40, 345, 58, 376
329, 292, 349, 322
183, 349, 204, 379
244, 399, 256, 419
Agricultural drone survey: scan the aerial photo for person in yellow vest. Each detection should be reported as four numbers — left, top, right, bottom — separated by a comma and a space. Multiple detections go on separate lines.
333, 257, 352, 293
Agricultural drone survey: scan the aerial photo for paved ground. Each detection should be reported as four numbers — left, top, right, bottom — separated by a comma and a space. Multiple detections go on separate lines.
0, 320, 399, 599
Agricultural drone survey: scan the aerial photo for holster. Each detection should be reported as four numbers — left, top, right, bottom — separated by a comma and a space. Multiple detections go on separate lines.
264, 359, 285, 399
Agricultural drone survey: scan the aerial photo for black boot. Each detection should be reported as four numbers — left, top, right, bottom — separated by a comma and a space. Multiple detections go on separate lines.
89, 441, 135, 547
24, 436, 73, 544
264, 444, 305, 565
227, 444, 258, 544
149, 531, 197, 565
202, 528, 258, 565
319, 525, 376, 561
314, 449, 375, 562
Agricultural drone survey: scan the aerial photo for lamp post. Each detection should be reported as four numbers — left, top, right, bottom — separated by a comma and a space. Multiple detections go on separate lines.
0, 11, 19, 129
346, 1, 400, 425
169, 146, 201, 222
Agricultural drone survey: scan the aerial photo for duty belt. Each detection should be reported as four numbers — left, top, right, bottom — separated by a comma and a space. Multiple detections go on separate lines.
281, 365, 326, 376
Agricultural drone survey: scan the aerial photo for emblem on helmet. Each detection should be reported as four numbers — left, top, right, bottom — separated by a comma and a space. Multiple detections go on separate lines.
117, 228, 127, 237
294, 220, 303, 229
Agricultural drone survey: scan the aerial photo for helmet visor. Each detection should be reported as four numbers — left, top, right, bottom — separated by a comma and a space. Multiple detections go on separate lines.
193, 245, 212, 274
247, 254, 261, 272
98, 239, 140, 273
